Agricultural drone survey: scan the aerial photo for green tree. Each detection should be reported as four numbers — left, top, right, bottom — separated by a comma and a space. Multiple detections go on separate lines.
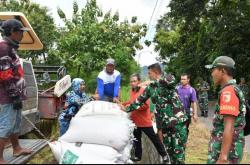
0, 0, 57, 63
55, 0, 146, 92
155, 0, 250, 86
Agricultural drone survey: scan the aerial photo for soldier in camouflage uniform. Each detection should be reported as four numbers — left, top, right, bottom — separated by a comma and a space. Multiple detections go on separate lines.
120, 64, 188, 164
238, 77, 249, 101
197, 78, 210, 117
205, 56, 246, 164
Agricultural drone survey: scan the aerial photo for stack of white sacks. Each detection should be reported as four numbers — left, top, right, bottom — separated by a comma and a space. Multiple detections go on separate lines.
49, 101, 135, 164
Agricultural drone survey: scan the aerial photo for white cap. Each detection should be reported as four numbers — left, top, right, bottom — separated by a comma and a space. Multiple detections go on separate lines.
106, 58, 115, 65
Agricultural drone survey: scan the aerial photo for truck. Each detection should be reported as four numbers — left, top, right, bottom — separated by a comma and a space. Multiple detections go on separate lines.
0, 12, 71, 164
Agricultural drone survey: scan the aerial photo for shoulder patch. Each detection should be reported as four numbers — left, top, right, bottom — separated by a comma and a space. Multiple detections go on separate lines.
222, 91, 232, 103
219, 85, 240, 117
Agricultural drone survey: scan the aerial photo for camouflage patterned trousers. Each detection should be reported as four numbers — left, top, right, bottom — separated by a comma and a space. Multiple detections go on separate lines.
163, 123, 187, 164
199, 97, 208, 113
207, 131, 245, 164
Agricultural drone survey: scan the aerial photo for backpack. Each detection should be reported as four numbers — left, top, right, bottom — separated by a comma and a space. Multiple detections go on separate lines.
220, 83, 250, 136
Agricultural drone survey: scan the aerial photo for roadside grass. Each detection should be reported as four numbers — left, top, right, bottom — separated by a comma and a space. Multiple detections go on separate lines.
186, 122, 250, 164
186, 122, 210, 164
120, 86, 131, 102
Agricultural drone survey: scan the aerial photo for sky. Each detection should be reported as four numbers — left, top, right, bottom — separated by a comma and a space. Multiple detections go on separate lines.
31, 0, 170, 66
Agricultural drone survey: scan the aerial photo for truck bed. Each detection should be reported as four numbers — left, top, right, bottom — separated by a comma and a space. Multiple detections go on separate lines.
4, 139, 47, 164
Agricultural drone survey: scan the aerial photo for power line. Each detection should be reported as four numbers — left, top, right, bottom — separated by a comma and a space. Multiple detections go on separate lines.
147, 0, 159, 30
144, 0, 163, 42
140, 0, 162, 43
156, 0, 164, 16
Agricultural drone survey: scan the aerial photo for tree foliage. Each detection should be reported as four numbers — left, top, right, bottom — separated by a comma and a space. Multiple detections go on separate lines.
54, 0, 146, 91
155, 0, 250, 86
0, 0, 57, 63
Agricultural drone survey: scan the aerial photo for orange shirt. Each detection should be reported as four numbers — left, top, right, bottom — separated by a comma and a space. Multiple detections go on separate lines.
123, 87, 152, 127
220, 85, 239, 117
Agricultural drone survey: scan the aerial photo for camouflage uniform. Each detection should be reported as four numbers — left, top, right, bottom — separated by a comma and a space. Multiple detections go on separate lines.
238, 84, 249, 100
198, 81, 210, 116
126, 74, 188, 164
207, 79, 246, 164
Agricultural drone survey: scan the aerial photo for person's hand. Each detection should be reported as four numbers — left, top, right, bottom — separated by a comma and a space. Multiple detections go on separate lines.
113, 97, 120, 104
192, 113, 198, 123
151, 114, 156, 122
94, 94, 100, 100
157, 129, 164, 143
125, 104, 130, 108
89, 96, 96, 101
118, 104, 126, 112
138, 80, 152, 88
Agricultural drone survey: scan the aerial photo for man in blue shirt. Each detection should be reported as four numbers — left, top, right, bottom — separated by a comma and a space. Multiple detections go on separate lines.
176, 73, 198, 136
96, 58, 121, 103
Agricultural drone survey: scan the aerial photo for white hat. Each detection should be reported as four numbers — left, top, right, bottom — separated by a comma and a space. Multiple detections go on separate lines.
106, 58, 115, 65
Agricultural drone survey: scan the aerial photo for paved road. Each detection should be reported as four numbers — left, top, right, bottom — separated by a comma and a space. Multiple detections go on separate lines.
199, 101, 250, 152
